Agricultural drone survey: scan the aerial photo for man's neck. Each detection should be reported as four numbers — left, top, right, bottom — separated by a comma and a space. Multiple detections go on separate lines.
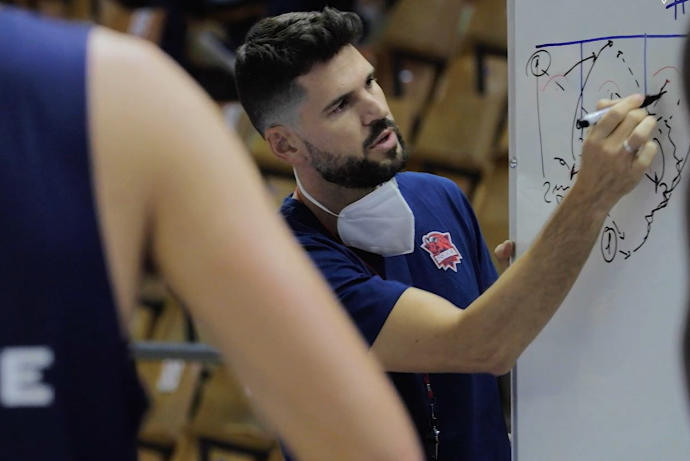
293, 168, 374, 238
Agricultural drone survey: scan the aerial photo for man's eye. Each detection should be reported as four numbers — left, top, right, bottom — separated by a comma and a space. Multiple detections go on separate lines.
332, 98, 349, 114
366, 76, 377, 88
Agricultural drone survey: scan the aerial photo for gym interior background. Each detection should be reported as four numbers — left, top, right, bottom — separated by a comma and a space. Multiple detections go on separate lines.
7, 1, 508, 459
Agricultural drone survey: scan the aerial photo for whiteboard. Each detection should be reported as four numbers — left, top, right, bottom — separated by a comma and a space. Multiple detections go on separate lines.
509, 1, 690, 460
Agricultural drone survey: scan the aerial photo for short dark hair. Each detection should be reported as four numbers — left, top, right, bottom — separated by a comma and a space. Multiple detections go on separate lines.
234, 7, 363, 134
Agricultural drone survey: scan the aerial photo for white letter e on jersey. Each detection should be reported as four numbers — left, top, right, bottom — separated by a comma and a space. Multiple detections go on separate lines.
1, 346, 54, 407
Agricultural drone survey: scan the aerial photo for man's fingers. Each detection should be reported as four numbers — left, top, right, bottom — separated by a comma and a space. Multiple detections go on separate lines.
607, 109, 650, 147
494, 240, 515, 261
595, 98, 616, 110
634, 141, 658, 171
588, 93, 644, 142
622, 115, 657, 153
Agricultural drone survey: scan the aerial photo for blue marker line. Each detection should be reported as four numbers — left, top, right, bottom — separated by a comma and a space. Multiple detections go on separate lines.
536, 34, 687, 49
644, 34, 647, 94
580, 42, 583, 123
666, 1, 688, 11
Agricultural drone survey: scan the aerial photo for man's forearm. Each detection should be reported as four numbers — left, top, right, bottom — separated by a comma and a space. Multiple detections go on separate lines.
371, 96, 656, 375
465, 183, 612, 373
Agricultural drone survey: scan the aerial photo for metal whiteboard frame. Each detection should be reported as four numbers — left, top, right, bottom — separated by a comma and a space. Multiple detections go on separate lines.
506, 0, 519, 459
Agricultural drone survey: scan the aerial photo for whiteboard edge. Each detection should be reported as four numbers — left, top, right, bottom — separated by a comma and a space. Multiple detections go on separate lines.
506, 0, 519, 459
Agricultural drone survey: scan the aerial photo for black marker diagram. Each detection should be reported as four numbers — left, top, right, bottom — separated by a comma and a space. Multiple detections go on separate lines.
525, 33, 689, 263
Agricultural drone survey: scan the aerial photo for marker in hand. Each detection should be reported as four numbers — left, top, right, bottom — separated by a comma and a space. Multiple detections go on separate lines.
575, 91, 666, 129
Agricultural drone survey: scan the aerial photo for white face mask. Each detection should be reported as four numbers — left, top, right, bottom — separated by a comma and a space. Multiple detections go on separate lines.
294, 171, 415, 257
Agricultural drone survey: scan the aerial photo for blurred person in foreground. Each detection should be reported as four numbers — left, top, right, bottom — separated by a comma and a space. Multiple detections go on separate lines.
0, 4, 423, 461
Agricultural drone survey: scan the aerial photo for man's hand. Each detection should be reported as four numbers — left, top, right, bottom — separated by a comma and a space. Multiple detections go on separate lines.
494, 240, 514, 272
576, 94, 658, 211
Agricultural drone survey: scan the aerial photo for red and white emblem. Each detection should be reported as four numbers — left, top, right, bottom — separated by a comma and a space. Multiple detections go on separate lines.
420, 231, 462, 272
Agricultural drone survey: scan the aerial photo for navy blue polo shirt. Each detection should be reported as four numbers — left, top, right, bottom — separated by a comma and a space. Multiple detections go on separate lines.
281, 171, 510, 460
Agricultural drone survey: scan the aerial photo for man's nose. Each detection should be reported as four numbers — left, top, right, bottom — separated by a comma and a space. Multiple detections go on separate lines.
360, 92, 389, 126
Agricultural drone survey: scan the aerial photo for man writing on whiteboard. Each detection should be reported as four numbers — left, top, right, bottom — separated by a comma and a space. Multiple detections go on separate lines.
235, 8, 658, 460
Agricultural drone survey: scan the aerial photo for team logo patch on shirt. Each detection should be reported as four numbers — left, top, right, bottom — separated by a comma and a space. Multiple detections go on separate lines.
421, 231, 462, 272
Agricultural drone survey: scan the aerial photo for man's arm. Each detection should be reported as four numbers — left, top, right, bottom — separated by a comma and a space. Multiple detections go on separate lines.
372, 94, 658, 375
89, 28, 423, 461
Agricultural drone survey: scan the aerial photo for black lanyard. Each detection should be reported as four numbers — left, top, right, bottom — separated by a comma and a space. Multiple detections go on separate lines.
423, 373, 440, 460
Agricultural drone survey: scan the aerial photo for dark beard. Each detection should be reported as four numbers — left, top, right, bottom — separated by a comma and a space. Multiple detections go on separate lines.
305, 119, 409, 189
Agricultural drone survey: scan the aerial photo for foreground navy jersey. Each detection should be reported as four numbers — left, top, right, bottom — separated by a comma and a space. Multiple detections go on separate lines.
0, 9, 146, 460
281, 172, 510, 461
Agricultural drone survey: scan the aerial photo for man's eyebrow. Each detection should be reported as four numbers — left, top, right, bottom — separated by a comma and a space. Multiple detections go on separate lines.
321, 69, 376, 114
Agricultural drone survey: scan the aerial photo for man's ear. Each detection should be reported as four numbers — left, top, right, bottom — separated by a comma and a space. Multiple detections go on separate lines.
265, 126, 306, 164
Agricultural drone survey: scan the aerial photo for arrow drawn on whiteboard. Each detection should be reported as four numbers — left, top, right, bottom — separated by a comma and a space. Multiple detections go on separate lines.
570, 41, 614, 155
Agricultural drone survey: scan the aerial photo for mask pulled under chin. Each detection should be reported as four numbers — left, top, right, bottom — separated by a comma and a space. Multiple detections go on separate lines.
294, 171, 416, 257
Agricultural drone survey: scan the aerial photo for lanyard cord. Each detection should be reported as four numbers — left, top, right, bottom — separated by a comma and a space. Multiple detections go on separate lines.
423, 373, 440, 460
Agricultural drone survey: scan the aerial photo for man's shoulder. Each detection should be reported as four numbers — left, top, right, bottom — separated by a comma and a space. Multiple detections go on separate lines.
397, 171, 460, 194
397, 172, 469, 211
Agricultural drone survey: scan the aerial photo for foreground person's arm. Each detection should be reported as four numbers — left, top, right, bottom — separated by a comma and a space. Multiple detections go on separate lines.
90, 28, 423, 461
